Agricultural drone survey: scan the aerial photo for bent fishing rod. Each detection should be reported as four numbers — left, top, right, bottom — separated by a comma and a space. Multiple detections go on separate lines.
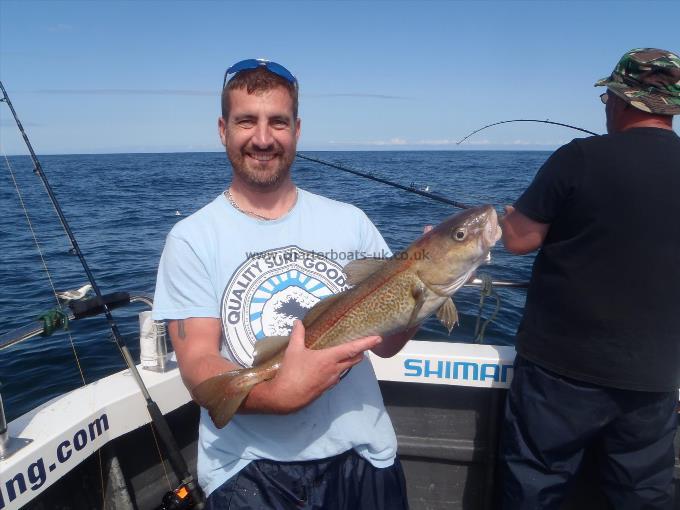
0, 81, 204, 508
299, 121, 597, 290
296, 154, 530, 288
456, 119, 599, 145
297, 121, 597, 211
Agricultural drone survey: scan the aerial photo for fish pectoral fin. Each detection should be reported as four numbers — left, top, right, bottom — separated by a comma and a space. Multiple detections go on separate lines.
252, 335, 289, 365
436, 298, 459, 334
418, 270, 473, 297
192, 370, 253, 429
344, 257, 388, 286
301, 292, 346, 328
416, 271, 450, 297
407, 283, 426, 329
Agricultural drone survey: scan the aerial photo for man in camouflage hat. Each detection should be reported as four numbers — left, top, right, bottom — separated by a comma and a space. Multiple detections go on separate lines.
499, 48, 680, 509
595, 48, 680, 115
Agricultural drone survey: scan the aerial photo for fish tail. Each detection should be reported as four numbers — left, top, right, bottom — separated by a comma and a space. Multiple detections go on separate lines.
192, 367, 265, 429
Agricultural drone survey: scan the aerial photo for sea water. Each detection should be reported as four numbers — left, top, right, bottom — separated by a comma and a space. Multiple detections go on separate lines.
0, 150, 549, 420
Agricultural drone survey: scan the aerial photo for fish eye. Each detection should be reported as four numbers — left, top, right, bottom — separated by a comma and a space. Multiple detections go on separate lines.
453, 228, 467, 241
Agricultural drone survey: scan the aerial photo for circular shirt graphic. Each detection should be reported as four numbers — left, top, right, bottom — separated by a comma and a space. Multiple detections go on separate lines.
221, 245, 349, 367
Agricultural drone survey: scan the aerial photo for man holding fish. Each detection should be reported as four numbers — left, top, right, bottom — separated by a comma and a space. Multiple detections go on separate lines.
153, 59, 500, 509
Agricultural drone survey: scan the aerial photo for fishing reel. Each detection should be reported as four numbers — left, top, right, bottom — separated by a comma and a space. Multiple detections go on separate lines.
159, 482, 203, 510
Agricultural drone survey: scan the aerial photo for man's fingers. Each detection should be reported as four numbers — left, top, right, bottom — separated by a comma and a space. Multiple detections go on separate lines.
328, 335, 381, 361
500, 206, 515, 229
337, 354, 365, 372
288, 320, 306, 350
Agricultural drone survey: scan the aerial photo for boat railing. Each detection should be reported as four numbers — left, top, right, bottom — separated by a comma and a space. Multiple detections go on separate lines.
0, 277, 528, 354
0, 291, 154, 351
0, 290, 163, 460
465, 277, 529, 288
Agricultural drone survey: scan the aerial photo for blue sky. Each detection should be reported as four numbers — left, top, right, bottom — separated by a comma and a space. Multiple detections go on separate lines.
0, 0, 678, 155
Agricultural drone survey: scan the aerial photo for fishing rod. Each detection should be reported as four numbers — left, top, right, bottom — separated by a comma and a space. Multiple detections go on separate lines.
457, 119, 599, 145
296, 152, 472, 209
298, 119, 598, 209
296, 155, 532, 289
0, 81, 204, 508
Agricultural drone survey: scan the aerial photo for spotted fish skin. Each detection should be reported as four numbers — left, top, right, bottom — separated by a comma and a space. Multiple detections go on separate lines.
193, 205, 502, 428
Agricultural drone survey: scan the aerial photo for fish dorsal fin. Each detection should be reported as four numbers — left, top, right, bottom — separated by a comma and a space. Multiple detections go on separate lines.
301, 292, 346, 328
437, 297, 459, 334
252, 336, 289, 365
344, 258, 388, 285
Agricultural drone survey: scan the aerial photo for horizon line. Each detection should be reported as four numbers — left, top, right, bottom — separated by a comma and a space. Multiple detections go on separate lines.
1, 147, 562, 157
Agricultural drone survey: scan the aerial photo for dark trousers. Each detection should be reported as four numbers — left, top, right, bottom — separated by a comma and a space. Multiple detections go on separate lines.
205, 449, 409, 510
500, 355, 677, 510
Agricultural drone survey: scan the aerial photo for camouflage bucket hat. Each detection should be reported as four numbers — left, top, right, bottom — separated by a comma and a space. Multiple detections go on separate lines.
595, 48, 680, 115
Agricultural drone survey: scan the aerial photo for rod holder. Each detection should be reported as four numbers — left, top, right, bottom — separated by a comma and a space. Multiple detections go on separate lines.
139, 312, 169, 373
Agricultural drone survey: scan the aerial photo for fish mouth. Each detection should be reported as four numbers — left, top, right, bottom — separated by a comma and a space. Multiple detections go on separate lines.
483, 207, 502, 248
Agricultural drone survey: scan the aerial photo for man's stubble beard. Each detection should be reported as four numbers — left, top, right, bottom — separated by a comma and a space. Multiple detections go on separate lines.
227, 147, 295, 191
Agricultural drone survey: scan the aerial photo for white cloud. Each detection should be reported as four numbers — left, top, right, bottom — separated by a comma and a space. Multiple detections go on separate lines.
326, 137, 495, 147
327, 137, 408, 146
318, 136, 563, 150
48, 24, 73, 32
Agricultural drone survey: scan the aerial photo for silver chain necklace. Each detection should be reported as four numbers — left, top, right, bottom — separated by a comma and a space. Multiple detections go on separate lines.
225, 187, 298, 221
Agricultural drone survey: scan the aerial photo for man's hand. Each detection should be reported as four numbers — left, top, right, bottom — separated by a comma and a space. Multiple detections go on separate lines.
172, 317, 381, 416
257, 321, 381, 414
500, 205, 549, 254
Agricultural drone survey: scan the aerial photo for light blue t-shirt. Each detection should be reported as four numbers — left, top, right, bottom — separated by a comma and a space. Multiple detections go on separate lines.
152, 189, 398, 496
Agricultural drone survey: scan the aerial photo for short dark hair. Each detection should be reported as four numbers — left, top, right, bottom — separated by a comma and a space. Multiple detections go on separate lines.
221, 67, 298, 120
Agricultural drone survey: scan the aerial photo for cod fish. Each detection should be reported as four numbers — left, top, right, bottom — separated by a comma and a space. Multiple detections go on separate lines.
194, 205, 502, 428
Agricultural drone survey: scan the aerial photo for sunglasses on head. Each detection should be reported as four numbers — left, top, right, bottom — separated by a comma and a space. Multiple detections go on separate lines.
222, 59, 297, 89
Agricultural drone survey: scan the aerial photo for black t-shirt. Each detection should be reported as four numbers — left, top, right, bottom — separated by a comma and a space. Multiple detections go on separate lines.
515, 127, 680, 391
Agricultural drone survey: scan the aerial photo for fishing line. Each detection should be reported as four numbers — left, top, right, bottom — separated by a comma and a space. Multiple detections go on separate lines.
148, 418, 174, 492
1, 149, 88, 384
457, 119, 599, 145
2, 152, 61, 306
0, 81, 204, 508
